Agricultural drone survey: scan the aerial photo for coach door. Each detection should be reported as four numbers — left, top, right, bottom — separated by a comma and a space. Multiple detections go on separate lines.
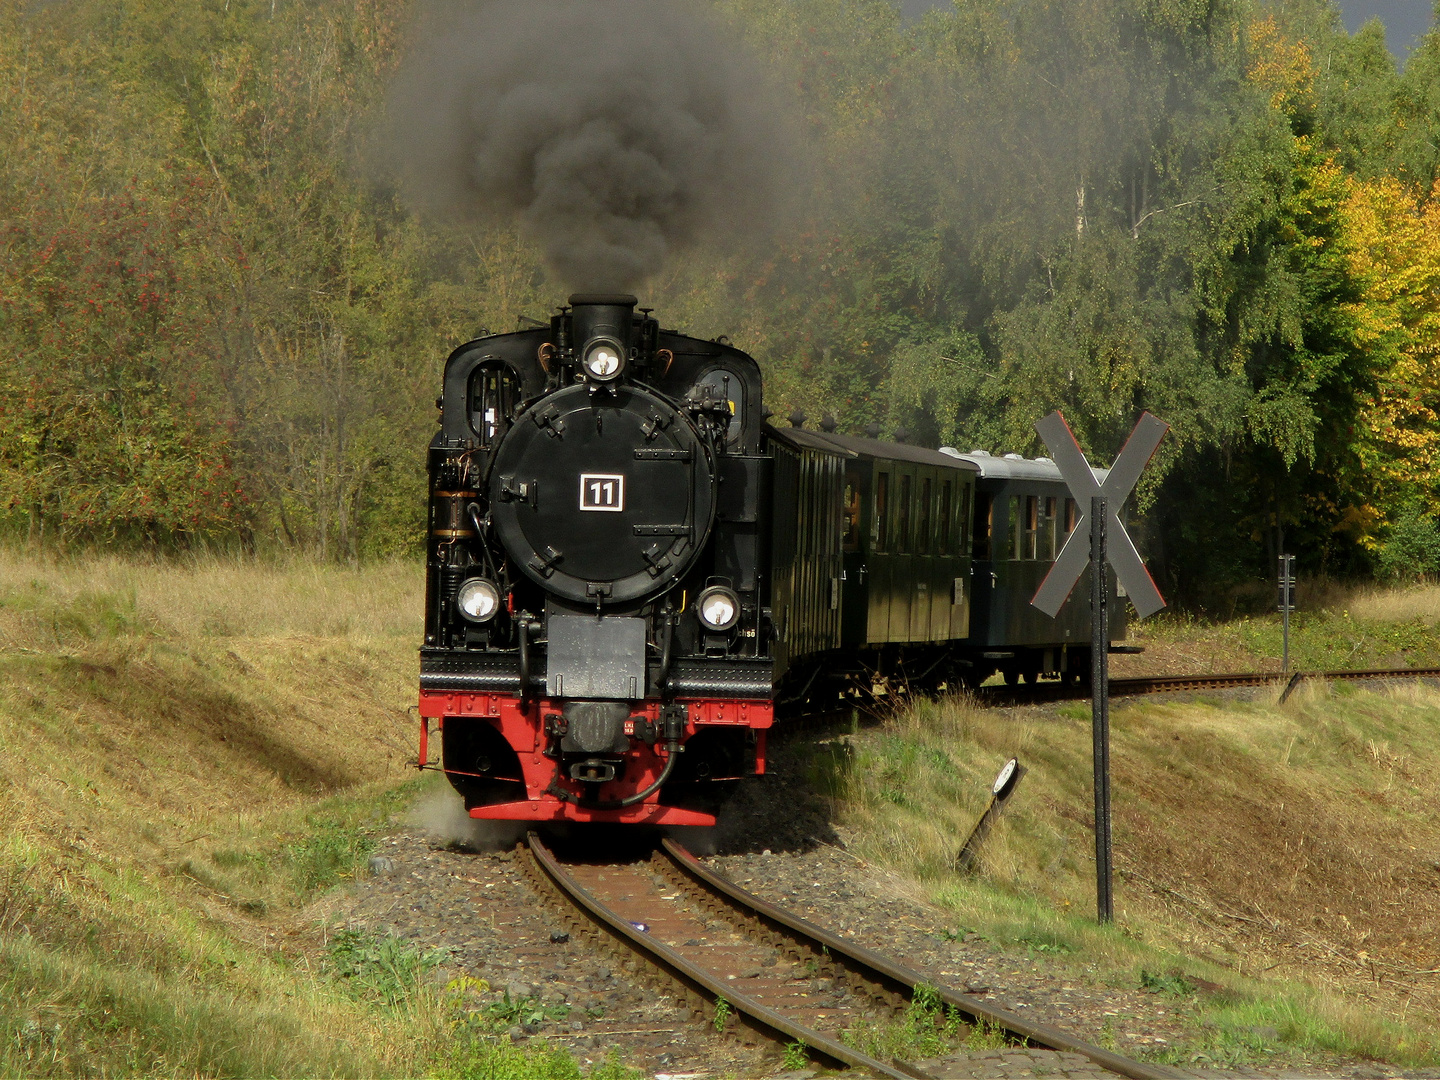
910, 470, 933, 641
840, 463, 869, 648
866, 469, 891, 642
891, 468, 915, 641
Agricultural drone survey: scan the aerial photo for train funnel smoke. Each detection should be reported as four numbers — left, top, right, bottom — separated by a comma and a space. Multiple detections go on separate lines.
386, 0, 797, 291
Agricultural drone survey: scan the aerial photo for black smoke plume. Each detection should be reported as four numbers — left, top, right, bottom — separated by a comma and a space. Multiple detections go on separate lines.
385, 0, 798, 291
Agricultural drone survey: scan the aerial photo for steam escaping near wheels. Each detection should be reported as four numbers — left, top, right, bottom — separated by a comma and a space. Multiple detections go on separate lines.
382, 0, 803, 291
408, 785, 526, 851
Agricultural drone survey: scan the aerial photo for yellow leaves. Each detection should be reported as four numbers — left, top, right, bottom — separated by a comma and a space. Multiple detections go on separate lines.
1345, 176, 1440, 513
1247, 16, 1315, 116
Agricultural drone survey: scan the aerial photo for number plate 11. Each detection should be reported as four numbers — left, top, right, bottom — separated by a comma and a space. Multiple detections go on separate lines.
579, 473, 625, 512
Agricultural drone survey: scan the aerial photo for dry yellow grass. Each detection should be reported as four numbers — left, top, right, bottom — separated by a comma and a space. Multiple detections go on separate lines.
1347, 583, 1440, 624
0, 550, 423, 642
0, 551, 435, 1076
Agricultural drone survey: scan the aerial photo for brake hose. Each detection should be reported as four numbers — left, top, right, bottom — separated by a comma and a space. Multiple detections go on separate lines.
546, 738, 682, 810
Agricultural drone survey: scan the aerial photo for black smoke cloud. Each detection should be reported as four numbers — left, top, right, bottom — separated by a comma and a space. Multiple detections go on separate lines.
385, 0, 799, 291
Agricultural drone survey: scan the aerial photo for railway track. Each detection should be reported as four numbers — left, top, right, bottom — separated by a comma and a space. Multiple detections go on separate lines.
978, 665, 1440, 704
521, 832, 1181, 1079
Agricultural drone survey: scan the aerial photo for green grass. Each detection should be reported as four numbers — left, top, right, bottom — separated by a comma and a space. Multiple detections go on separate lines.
824, 683, 1440, 1072
0, 553, 635, 1079
842, 982, 973, 1062
1130, 584, 1440, 672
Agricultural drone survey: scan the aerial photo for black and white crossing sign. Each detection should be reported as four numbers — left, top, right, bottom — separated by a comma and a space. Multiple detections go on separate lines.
579, 473, 625, 512
1030, 411, 1169, 620
1027, 409, 1168, 927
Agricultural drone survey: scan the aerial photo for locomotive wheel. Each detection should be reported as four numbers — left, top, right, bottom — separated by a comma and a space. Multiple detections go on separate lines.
1002, 668, 1019, 686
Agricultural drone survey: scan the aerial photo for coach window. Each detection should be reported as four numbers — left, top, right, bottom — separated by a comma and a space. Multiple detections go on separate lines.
1007, 496, 1021, 560
938, 481, 952, 555
960, 483, 972, 552
972, 491, 993, 560
1041, 497, 1057, 560
917, 478, 932, 554
874, 472, 890, 551
1023, 496, 1040, 559
1064, 498, 1077, 539
898, 475, 912, 552
842, 470, 861, 552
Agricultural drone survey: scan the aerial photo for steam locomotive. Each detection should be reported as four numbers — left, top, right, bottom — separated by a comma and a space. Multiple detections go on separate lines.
417, 295, 1125, 827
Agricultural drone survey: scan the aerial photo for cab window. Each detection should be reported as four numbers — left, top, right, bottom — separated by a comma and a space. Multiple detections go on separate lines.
469, 364, 521, 448
694, 369, 744, 448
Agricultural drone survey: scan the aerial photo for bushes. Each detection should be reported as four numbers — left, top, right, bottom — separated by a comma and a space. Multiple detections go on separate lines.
1377, 504, 1440, 582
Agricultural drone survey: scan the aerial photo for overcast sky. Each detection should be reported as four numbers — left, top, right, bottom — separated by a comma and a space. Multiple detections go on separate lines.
897, 0, 1435, 60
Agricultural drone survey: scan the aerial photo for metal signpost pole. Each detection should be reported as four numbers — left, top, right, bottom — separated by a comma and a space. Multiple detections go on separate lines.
1279, 554, 1294, 673
1090, 497, 1113, 924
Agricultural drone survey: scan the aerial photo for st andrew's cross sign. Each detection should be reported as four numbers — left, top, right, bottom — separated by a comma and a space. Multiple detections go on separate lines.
1028, 409, 1168, 925
1030, 410, 1169, 619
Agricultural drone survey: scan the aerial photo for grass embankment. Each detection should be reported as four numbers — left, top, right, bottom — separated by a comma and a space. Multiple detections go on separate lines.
0, 554, 619, 1079
825, 666, 1440, 1071
1117, 581, 1440, 675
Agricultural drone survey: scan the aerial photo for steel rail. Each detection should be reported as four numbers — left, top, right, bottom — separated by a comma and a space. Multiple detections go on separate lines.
524, 832, 926, 1080
980, 666, 1440, 703
661, 839, 1183, 1080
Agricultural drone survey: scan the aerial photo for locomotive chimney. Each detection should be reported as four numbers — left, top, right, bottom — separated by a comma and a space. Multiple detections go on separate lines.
569, 293, 637, 384
570, 294, 636, 352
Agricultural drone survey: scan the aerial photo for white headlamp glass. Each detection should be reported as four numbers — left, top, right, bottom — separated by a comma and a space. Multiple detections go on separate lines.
697, 585, 741, 631
582, 340, 624, 380
456, 578, 501, 623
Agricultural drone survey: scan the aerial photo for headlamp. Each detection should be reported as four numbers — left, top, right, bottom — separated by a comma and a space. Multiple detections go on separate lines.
696, 585, 741, 632
582, 338, 625, 381
456, 578, 501, 623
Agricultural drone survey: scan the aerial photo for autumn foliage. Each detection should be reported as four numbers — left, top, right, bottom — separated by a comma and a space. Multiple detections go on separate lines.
2, 0, 1440, 596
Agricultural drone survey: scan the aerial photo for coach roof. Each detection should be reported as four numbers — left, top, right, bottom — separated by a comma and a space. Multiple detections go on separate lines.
769, 426, 981, 471
940, 448, 1111, 484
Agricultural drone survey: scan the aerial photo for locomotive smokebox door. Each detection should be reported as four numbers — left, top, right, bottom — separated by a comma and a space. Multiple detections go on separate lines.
488, 383, 718, 605
547, 615, 647, 699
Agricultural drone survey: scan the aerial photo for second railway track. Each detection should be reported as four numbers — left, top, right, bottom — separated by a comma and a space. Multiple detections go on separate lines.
977, 664, 1440, 705
520, 832, 1181, 1079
